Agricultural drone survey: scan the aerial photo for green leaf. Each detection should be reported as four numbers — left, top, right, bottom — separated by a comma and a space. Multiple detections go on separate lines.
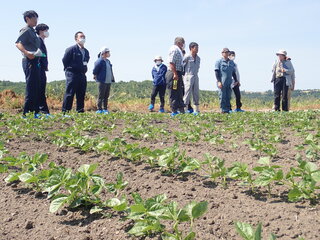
78, 163, 98, 175
161, 232, 178, 240
49, 196, 68, 213
131, 192, 143, 204
191, 201, 208, 219
0, 164, 8, 173
130, 204, 146, 213
269, 233, 277, 240
235, 221, 254, 240
18, 172, 34, 182
89, 206, 103, 214
5, 172, 20, 183
184, 232, 196, 240
258, 157, 270, 166
254, 223, 262, 240
288, 188, 302, 202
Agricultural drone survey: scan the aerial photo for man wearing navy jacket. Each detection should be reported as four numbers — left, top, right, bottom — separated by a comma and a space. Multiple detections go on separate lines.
62, 31, 90, 113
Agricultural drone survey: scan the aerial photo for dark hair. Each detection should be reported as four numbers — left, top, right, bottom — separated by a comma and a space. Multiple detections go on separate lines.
35, 23, 49, 35
189, 42, 199, 50
23, 10, 38, 23
229, 51, 235, 55
74, 31, 84, 40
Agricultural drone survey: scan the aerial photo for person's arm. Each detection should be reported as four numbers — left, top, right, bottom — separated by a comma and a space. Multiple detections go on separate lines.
62, 47, 73, 70
92, 59, 102, 80
168, 49, 179, 80
15, 42, 35, 60
214, 60, 222, 89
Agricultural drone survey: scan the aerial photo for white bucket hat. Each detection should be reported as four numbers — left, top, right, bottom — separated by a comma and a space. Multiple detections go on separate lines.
154, 56, 163, 61
276, 50, 287, 56
100, 47, 110, 54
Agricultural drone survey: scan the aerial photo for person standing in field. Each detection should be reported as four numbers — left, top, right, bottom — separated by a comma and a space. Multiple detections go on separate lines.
148, 56, 167, 113
183, 42, 201, 115
229, 51, 244, 112
93, 47, 115, 114
166, 37, 185, 117
35, 23, 50, 115
15, 10, 41, 118
215, 48, 238, 113
285, 56, 295, 110
271, 50, 295, 111
62, 31, 90, 114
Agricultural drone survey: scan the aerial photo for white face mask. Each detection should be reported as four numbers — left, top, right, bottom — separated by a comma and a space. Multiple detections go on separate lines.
229, 56, 235, 61
78, 38, 86, 45
43, 31, 49, 38
155, 61, 162, 66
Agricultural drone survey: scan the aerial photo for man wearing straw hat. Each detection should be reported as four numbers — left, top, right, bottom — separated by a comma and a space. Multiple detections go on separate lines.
271, 50, 295, 111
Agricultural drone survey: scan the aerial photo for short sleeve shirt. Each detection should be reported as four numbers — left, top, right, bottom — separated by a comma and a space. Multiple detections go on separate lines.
184, 54, 200, 75
15, 26, 40, 52
215, 58, 236, 84
168, 45, 184, 72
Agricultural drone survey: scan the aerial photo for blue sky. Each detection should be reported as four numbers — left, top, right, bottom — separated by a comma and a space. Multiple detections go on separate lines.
0, 0, 319, 91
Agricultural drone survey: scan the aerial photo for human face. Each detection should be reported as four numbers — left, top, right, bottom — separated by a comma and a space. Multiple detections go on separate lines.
191, 46, 199, 55
39, 30, 49, 39
26, 16, 38, 27
277, 54, 286, 61
177, 41, 185, 50
229, 54, 235, 61
76, 33, 86, 46
222, 51, 230, 59
102, 52, 110, 59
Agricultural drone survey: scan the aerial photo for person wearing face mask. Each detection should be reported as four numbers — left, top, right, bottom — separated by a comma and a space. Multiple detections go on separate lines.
228, 51, 244, 112
166, 37, 186, 117
15, 10, 42, 118
215, 48, 238, 113
183, 42, 201, 115
62, 31, 90, 114
35, 23, 50, 116
93, 47, 115, 114
148, 56, 167, 112
271, 50, 295, 111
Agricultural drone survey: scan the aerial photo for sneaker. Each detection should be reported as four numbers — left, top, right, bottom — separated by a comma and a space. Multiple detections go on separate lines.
34, 113, 41, 119
148, 104, 154, 111
234, 108, 245, 112
193, 111, 199, 116
159, 108, 165, 113
229, 110, 233, 113
96, 110, 103, 114
103, 110, 109, 114
170, 112, 179, 117
186, 109, 194, 114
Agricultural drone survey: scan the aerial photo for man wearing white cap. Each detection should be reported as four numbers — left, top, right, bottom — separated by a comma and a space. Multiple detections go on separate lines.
271, 50, 295, 111
149, 56, 167, 112
93, 47, 115, 114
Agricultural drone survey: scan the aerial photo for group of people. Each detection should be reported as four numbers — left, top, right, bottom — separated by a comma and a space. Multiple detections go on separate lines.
149, 38, 245, 116
15, 10, 295, 118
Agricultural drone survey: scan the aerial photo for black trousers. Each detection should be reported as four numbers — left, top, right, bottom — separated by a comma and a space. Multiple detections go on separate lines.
274, 77, 288, 111
166, 70, 184, 113
233, 85, 242, 109
39, 68, 50, 114
97, 82, 111, 110
22, 58, 41, 115
62, 71, 87, 113
150, 85, 166, 108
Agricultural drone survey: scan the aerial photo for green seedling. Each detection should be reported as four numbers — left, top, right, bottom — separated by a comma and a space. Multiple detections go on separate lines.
235, 221, 277, 240
253, 157, 283, 196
